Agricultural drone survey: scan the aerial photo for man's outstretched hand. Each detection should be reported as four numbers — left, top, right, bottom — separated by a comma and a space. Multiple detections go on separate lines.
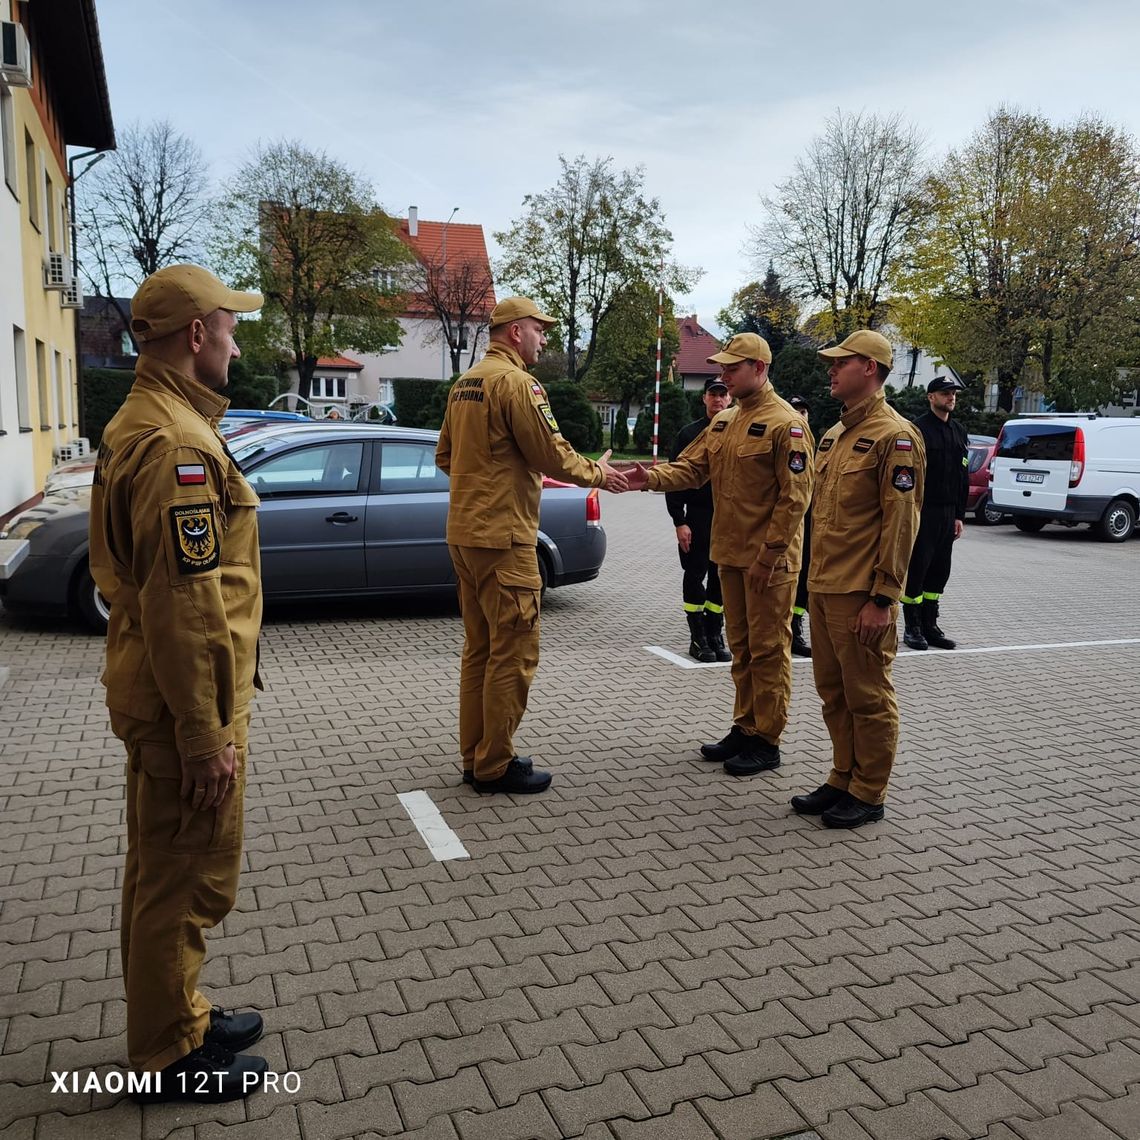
622, 462, 650, 492
597, 449, 630, 493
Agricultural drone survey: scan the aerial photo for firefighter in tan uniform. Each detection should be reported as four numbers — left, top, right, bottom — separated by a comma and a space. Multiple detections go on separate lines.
436, 297, 628, 794
625, 333, 814, 776
88, 266, 269, 1102
790, 330, 926, 828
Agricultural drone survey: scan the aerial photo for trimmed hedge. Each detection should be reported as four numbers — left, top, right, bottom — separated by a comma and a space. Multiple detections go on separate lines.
392, 378, 445, 429
82, 368, 134, 448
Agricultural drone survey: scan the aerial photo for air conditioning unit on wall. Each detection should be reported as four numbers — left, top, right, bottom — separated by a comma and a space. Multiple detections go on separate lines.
1, 21, 32, 88
43, 251, 70, 290
61, 275, 83, 309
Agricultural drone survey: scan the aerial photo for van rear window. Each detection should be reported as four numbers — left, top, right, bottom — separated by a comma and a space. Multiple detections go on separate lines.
998, 423, 1076, 461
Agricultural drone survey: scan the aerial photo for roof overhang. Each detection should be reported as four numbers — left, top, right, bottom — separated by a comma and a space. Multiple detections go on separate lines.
29, 0, 115, 151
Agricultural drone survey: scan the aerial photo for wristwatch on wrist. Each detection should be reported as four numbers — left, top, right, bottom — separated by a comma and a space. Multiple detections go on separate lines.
871, 594, 893, 608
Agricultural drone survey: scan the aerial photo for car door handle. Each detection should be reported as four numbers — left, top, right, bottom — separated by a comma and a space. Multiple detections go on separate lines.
325, 511, 358, 524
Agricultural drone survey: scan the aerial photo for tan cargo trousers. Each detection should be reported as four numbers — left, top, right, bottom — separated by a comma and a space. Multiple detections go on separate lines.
718, 568, 796, 746
809, 592, 899, 804
450, 543, 542, 781
110, 705, 249, 1071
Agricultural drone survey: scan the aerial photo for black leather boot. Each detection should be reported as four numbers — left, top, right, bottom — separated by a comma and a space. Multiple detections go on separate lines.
700, 725, 746, 761
791, 613, 811, 658
703, 611, 732, 662
686, 612, 716, 662
902, 603, 928, 650
922, 598, 956, 650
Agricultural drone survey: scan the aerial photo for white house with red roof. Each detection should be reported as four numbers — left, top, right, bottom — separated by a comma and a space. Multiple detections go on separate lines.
674, 315, 722, 391
349, 207, 497, 397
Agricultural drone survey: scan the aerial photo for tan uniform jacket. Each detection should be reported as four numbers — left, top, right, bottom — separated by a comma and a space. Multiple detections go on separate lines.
808, 388, 926, 600
646, 383, 814, 575
435, 342, 606, 548
89, 359, 263, 761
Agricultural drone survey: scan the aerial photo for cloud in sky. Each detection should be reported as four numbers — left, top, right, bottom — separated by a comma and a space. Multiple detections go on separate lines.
95, 0, 1140, 330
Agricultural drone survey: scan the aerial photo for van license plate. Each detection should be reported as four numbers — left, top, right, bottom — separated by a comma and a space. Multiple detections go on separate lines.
1015, 471, 1046, 484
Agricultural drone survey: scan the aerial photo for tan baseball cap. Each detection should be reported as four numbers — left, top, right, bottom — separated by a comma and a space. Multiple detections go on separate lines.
707, 332, 772, 365
489, 296, 557, 329
130, 264, 263, 343
817, 329, 894, 370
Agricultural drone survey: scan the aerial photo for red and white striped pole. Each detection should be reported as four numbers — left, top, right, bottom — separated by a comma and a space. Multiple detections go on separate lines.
652, 259, 664, 464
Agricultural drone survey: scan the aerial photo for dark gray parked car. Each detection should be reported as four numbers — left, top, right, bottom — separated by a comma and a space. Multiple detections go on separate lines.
0, 423, 607, 633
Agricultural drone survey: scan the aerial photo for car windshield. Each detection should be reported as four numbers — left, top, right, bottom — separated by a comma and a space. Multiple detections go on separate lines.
997, 423, 1076, 461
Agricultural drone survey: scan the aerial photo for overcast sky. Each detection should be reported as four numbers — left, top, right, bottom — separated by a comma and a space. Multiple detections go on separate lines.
93, 0, 1140, 333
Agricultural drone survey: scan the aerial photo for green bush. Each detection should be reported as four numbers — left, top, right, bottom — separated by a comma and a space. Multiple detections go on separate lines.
225, 360, 281, 410
611, 415, 629, 451
82, 368, 135, 448
392, 377, 446, 428
634, 385, 692, 455
546, 381, 602, 451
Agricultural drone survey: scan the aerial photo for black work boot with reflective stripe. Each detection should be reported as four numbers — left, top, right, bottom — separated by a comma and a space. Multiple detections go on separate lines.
921, 598, 956, 650
686, 612, 716, 662
902, 603, 928, 651
703, 610, 732, 662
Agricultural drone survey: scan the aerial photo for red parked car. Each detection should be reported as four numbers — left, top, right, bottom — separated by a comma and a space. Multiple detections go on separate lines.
967, 434, 1005, 524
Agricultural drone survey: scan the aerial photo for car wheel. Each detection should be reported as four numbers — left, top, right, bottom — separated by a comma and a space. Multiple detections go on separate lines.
73, 563, 110, 634
1014, 517, 1048, 534
976, 495, 1004, 526
537, 550, 550, 596
1096, 498, 1136, 543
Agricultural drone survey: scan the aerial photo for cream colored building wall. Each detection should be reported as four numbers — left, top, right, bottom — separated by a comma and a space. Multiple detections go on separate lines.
16, 85, 78, 499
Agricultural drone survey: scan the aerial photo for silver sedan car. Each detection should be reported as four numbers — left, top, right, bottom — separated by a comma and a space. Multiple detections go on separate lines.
0, 422, 607, 633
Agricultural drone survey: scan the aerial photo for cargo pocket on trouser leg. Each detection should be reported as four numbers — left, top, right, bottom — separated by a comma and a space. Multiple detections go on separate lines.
495, 567, 543, 632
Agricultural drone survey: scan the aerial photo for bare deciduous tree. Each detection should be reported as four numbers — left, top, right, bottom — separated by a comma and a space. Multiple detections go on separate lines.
76, 120, 211, 339
413, 252, 496, 375
753, 110, 926, 336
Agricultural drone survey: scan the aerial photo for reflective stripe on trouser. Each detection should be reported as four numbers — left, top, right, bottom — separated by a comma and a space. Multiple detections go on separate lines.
111, 705, 249, 1072
808, 592, 899, 805
719, 567, 796, 746
904, 503, 955, 601
450, 543, 542, 782
678, 516, 722, 609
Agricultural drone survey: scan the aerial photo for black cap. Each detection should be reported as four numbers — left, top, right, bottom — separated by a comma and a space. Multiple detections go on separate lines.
927, 375, 965, 394
704, 376, 728, 393
788, 395, 809, 411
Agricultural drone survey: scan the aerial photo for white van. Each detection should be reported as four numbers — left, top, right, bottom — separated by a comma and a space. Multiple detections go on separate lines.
990, 414, 1140, 541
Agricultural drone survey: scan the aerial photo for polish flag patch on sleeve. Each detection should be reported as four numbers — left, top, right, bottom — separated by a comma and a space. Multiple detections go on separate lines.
895, 438, 913, 451
176, 464, 207, 485
789, 425, 804, 438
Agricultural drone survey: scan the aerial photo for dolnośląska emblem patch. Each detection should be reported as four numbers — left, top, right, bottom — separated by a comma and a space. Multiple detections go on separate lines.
169, 503, 219, 574
892, 465, 915, 492
538, 403, 560, 433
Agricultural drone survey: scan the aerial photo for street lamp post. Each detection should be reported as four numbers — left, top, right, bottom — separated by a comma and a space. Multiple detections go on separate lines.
439, 206, 458, 379
67, 148, 108, 442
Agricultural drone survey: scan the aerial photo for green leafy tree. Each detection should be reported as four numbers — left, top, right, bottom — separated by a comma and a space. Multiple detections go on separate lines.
769, 344, 834, 441
753, 111, 926, 335
634, 381, 690, 457
904, 109, 1140, 411
495, 154, 700, 380
210, 140, 413, 403
546, 381, 602, 451
716, 263, 800, 357
589, 282, 680, 448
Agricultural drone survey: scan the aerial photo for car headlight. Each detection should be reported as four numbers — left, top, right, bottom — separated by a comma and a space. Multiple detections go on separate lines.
1, 515, 46, 541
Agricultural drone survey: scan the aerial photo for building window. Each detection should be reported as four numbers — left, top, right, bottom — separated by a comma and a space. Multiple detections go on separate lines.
372, 268, 397, 291
45, 175, 57, 249
35, 340, 49, 428
24, 131, 37, 229
54, 349, 67, 428
13, 328, 29, 430
0, 89, 16, 198
312, 375, 347, 400
120, 331, 135, 356
458, 325, 469, 351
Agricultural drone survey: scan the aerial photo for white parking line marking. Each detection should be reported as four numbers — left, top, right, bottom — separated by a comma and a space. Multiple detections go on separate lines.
646, 637, 1140, 669
397, 791, 469, 862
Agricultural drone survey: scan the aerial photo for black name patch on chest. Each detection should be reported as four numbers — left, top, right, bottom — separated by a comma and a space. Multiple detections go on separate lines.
747, 423, 767, 437
819, 437, 835, 452
852, 437, 875, 453
711, 420, 728, 433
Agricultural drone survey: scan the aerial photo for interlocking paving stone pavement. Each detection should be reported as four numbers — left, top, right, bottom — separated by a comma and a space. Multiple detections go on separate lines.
2, 492, 1140, 1139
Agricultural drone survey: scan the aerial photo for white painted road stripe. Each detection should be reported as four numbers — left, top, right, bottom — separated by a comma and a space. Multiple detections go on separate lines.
397, 791, 469, 861
645, 637, 1140, 669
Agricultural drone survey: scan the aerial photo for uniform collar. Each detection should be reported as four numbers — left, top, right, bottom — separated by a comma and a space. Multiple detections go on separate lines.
134, 356, 230, 424
483, 342, 528, 370
840, 387, 886, 429
735, 380, 775, 413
